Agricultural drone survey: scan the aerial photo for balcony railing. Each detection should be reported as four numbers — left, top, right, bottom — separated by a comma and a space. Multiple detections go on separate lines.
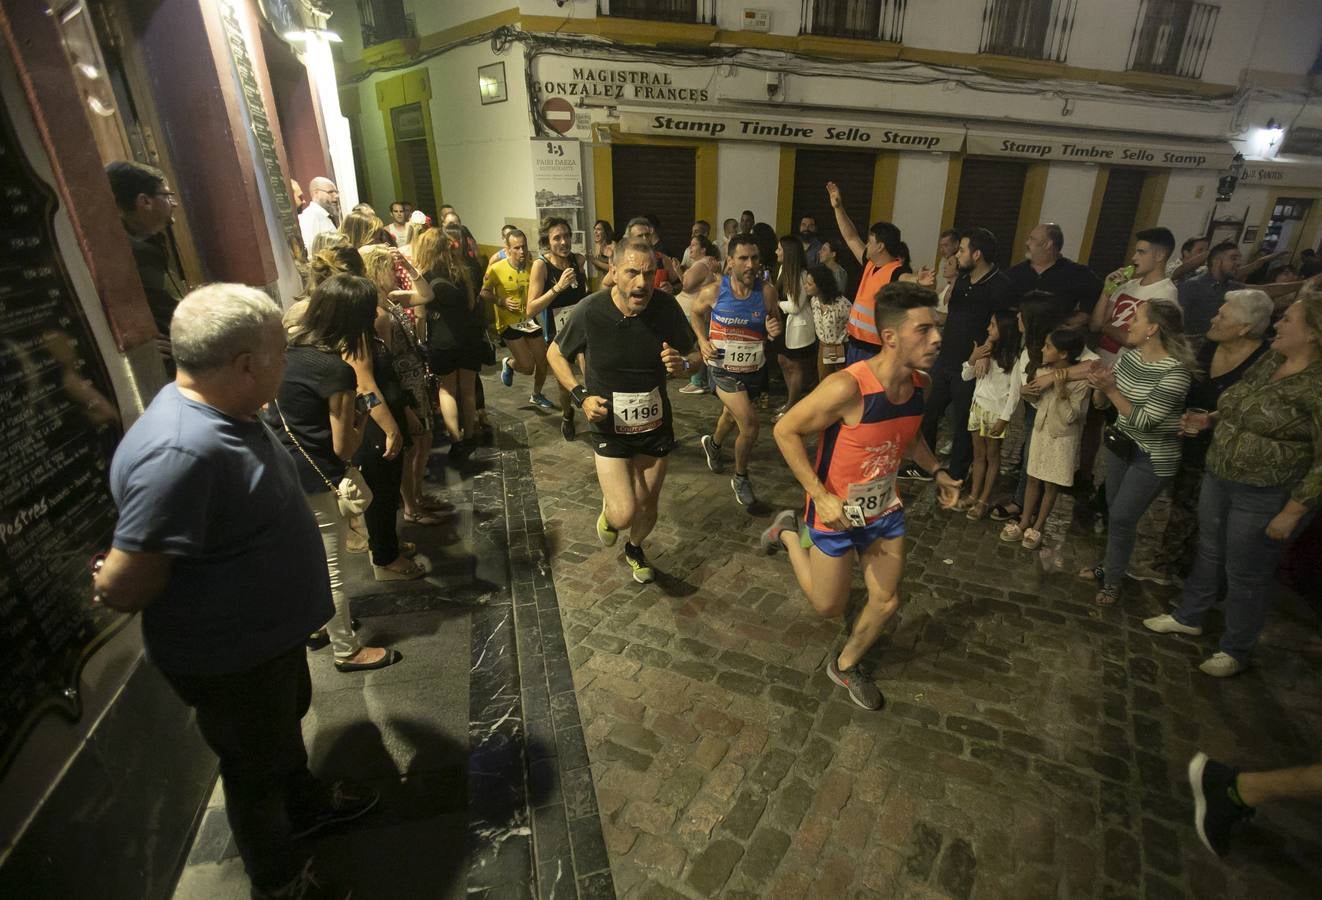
358, 0, 415, 47
979, 0, 1076, 63
801, 0, 906, 43
1126, 0, 1219, 80
597, 0, 715, 24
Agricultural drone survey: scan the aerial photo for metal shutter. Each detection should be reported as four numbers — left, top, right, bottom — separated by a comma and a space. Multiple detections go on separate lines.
793, 148, 876, 293
952, 158, 1028, 270
612, 145, 696, 257
1089, 168, 1148, 276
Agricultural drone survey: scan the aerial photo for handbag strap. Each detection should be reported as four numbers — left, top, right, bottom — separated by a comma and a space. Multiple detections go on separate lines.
272, 400, 341, 498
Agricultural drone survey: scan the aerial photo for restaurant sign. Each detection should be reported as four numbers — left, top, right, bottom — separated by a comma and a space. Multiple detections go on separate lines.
1235, 161, 1322, 188
966, 131, 1235, 170
619, 109, 964, 152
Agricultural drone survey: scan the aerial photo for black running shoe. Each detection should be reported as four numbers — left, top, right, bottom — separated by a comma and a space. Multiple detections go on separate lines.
1188, 752, 1253, 857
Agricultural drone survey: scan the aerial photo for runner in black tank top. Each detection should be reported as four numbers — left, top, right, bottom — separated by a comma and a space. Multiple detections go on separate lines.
528, 218, 590, 439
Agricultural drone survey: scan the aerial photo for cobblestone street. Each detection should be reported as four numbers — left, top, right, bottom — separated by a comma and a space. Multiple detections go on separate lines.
484, 371, 1322, 900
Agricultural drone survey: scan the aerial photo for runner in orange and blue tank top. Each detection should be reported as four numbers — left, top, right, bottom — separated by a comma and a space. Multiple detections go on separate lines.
802, 364, 925, 554
762, 281, 962, 712
691, 234, 783, 509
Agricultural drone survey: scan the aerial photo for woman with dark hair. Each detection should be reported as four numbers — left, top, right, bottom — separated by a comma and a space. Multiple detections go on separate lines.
818, 239, 848, 294
1146, 288, 1321, 676
960, 309, 1023, 518
267, 273, 404, 672
588, 219, 615, 288
1085, 297, 1195, 607
806, 263, 849, 379
750, 223, 778, 282
415, 226, 484, 453
773, 235, 817, 420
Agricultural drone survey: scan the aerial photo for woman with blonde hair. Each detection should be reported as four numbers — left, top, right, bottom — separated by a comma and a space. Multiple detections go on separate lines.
1146, 287, 1321, 677
414, 226, 482, 449
361, 246, 445, 524
1085, 297, 1194, 607
340, 211, 386, 249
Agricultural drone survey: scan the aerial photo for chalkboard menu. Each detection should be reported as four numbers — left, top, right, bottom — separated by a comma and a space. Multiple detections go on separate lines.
0, 92, 125, 776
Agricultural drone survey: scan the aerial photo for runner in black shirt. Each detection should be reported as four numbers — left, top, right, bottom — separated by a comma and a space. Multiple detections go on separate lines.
547, 239, 701, 584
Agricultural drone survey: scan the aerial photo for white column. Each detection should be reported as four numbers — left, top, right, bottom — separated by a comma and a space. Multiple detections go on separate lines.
303, 32, 360, 211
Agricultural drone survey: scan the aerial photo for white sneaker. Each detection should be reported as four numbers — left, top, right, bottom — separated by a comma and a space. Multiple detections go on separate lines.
1199, 652, 1246, 678
1142, 613, 1203, 636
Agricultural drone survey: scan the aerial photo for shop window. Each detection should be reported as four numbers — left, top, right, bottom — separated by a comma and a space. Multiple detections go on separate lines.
1125, 0, 1218, 80
801, 0, 905, 42
391, 104, 436, 218
792, 148, 876, 291
1088, 168, 1148, 276
1262, 197, 1315, 258
611, 145, 695, 256
952, 158, 1027, 271
598, 0, 714, 24
978, 0, 1075, 63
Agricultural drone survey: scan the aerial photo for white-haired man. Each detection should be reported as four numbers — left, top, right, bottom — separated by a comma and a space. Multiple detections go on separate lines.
94, 285, 371, 900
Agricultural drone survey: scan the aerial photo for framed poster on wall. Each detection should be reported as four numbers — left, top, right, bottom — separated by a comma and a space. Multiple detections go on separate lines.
530, 138, 586, 255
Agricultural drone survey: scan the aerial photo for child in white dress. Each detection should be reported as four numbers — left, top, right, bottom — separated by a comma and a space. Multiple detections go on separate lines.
1001, 328, 1091, 549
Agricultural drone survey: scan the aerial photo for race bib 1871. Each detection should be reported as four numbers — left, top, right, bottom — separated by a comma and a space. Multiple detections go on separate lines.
716, 339, 764, 373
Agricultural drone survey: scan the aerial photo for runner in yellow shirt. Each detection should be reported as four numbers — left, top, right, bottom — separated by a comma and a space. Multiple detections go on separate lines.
483, 228, 554, 408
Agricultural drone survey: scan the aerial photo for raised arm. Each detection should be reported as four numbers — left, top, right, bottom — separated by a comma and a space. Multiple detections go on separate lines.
826, 182, 866, 265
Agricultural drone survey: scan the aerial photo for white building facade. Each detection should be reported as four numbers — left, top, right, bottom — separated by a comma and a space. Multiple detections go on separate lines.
329, 0, 1322, 273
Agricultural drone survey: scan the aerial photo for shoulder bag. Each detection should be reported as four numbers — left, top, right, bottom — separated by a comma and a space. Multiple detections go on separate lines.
273, 401, 373, 519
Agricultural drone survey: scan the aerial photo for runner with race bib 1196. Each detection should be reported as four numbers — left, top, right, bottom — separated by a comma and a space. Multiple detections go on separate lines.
762, 281, 961, 711
546, 239, 701, 584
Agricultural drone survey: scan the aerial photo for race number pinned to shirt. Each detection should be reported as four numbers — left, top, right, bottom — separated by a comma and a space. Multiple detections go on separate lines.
512, 317, 543, 334
612, 388, 662, 434
846, 475, 899, 522
716, 340, 764, 373
553, 306, 574, 333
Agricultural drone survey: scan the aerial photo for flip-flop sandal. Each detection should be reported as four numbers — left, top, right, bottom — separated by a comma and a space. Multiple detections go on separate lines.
403, 512, 445, 526
335, 648, 403, 673
989, 504, 1021, 521
1094, 585, 1121, 607
373, 558, 426, 581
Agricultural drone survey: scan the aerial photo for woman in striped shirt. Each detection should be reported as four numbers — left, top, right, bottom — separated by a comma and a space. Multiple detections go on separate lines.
1086, 298, 1194, 606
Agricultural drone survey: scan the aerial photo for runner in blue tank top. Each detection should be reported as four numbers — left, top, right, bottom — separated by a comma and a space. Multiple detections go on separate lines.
690, 234, 783, 508
762, 282, 961, 711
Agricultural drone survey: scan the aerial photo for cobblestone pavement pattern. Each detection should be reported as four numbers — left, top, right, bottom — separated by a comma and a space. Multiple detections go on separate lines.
483, 376, 1322, 900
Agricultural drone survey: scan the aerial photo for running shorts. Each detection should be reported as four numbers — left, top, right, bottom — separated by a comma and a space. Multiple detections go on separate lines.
805, 506, 906, 557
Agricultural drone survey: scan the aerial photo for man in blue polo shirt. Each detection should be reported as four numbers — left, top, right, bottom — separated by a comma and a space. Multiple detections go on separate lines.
93, 284, 372, 900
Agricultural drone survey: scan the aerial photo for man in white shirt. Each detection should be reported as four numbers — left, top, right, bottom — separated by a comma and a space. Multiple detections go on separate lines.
1091, 226, 1178, 366
298, 177, 339, 253
385, 200, 409, 244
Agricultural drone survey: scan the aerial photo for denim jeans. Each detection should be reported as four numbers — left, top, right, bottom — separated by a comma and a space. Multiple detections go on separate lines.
162, 643, 324, 891
921, 363, 975, 480
1102, 448, 1170, 589
1174, 473, 1301, 663
1014, 405, 1037, 508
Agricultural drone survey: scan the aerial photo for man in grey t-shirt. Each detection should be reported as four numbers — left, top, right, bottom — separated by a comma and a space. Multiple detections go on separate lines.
94, 285, 370, 900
